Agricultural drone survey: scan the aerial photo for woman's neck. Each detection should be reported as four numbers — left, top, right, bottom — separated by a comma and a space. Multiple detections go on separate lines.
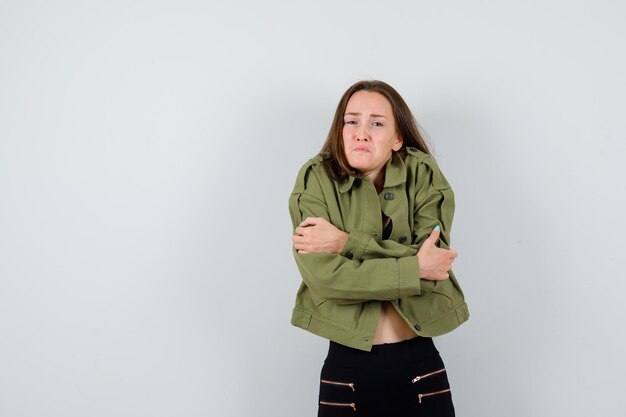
372, 170, 385, 193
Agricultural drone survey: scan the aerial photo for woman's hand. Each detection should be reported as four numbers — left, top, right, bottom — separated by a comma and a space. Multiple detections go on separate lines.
417, 226, 458, 281
292, 217, 349, 254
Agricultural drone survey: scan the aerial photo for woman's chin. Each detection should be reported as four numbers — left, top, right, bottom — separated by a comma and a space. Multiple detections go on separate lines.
346, 158, 370, 170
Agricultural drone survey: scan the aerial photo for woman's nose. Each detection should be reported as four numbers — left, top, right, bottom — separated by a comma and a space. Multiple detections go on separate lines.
356, 125, 369, 141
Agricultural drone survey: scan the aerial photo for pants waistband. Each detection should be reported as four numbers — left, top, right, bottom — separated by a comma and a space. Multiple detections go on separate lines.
325, 337, 439, 368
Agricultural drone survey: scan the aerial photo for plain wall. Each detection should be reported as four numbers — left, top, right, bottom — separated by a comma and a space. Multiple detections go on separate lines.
1, 1, 625, 416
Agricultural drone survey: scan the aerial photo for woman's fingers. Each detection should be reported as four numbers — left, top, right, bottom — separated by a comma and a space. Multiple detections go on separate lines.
418, 235, 458, 281
425, 225, 441, 245
433, 271, 450, 280
299, 216, 326, 228
293, 217, 347, 254
298, 217, 315, 227
295, 217, 326, 235
293, 235, 311, 251
292, 227, 322, 253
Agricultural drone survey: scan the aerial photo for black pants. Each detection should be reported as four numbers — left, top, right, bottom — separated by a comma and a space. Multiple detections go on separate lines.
318, 337, 455, 416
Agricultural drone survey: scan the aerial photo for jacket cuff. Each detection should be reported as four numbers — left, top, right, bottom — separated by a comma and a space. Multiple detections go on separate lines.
341, 230, 371, 260
397, 255, 421, 297
419, 278, 436, 295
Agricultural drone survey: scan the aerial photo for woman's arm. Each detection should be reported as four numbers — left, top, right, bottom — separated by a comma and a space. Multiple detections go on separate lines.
290, 188, 424, 304
292, 155, 457, 287
293, 217, 455, 281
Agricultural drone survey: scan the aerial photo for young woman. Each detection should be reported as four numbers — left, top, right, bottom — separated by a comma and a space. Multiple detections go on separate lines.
289, 80, 469, 416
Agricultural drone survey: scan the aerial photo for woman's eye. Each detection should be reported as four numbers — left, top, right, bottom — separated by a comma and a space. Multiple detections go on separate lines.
345, 120, 357, 125
372, 121, 383, 127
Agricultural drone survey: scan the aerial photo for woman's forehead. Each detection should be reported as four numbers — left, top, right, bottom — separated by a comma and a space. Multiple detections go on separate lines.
345, 91, 393, 116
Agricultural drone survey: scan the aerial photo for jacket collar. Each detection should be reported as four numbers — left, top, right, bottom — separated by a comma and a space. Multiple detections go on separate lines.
338, 151, 407, 193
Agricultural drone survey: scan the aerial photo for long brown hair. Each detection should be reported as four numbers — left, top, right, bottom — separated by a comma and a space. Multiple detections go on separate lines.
320, 80, 431, 181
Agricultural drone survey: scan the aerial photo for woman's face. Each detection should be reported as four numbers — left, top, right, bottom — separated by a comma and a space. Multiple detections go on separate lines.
342, 90, 402, 183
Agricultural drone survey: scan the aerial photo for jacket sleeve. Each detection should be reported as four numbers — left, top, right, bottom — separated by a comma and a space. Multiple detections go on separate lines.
411, 155, 456, 250
289, 164, 422, 304
335, 155, 456, 294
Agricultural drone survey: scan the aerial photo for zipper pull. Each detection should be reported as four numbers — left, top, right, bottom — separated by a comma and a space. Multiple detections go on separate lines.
412, 368, 446, 383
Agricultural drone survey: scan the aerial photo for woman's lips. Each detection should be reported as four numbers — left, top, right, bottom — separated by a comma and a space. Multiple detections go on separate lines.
354, 146, 369, 152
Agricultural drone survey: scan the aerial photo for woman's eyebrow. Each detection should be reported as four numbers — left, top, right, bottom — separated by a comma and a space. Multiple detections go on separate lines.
344, 112, 388, 118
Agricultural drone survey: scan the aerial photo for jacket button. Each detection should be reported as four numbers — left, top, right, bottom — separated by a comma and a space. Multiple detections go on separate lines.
398, 236, 407, 243
384, 192, 394, 200
414, 324, 422, 331
345, 251, 353, 260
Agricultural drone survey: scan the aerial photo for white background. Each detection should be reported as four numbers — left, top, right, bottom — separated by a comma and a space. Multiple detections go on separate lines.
1, 1, 625, 416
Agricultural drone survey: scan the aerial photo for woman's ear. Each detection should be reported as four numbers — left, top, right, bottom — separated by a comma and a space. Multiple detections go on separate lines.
393, 135, 403, 151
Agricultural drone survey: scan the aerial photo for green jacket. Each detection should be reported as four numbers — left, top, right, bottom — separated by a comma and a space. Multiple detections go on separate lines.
288, 147, 469, 351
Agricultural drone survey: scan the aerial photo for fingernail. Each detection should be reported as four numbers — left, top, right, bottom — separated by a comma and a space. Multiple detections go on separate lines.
433, 225, 440, 231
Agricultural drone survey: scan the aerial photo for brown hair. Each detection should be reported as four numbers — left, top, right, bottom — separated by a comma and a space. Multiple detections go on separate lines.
320, 80, 431, 181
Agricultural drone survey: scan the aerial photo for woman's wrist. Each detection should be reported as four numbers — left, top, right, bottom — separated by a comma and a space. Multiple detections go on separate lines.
336, 231, 349, 253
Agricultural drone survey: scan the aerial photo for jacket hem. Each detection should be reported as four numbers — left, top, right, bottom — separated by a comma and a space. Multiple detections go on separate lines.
291, 307, 376, 352
414, 302, 470, 337
290, 302, 470, 352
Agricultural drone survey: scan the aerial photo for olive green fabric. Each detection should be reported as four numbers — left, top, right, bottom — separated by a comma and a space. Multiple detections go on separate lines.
289, 148, 469, 351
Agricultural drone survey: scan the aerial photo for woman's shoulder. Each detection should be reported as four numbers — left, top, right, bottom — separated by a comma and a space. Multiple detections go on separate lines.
402, 148, 451, 190
403, 146, 433, 165
297, 155, 324, 171
294, 155, 327, 182
292, 155, 331, 195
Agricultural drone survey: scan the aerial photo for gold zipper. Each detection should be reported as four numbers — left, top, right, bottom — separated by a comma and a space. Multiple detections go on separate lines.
321, 379, 356, 391
412, 368, 446, 383
319, 401, 357, 410
418, 388, 451, 403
